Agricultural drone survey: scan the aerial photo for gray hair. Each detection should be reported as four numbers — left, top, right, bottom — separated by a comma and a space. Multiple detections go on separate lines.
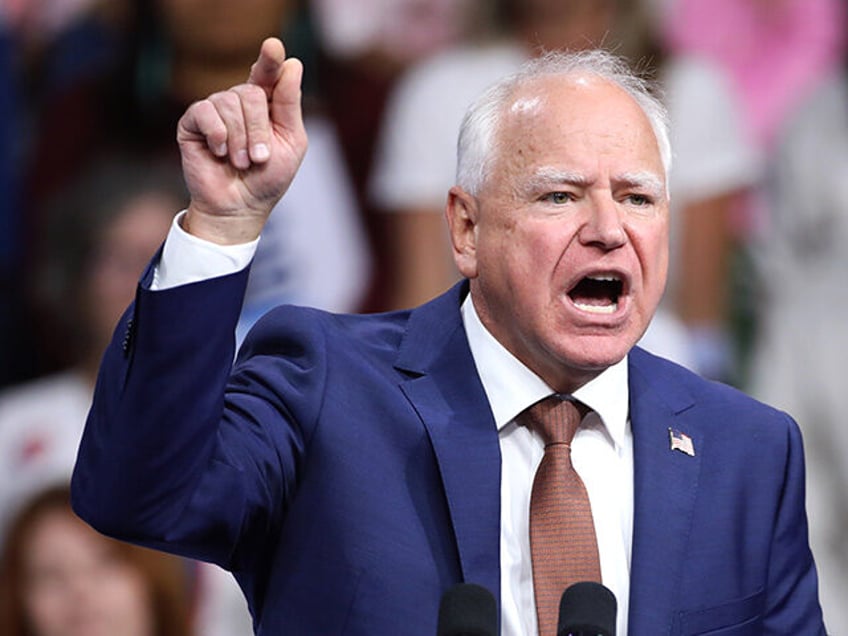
456, 49, 672, 196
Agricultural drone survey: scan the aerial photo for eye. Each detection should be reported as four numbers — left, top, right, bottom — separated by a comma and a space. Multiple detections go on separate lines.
625, 193, 652, 206
542, 191, 575, 204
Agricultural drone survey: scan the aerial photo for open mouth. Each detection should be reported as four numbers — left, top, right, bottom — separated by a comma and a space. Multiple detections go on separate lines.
567, 275, 623, 314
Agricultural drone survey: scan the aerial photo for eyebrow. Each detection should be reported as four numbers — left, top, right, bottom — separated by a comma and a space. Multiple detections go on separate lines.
525, 167, 591, 191
524, 167, 666, 198
614, 171, 666, 198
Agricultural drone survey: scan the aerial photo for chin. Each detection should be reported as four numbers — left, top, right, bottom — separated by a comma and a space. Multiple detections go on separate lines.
555, 333, 635, 372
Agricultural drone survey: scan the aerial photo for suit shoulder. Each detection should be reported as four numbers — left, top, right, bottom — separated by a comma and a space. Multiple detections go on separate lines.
630, 347, 793, 423
630, 349, 805, 473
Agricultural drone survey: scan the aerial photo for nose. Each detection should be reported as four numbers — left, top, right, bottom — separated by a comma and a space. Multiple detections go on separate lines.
578, 196, 626, 250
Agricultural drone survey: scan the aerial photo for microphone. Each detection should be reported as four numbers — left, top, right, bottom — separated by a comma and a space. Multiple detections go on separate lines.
557, 581, 617, 636
437, 582, 497, 636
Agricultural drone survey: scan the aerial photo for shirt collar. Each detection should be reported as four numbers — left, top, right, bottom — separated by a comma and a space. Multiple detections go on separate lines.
461, 294, 630, 450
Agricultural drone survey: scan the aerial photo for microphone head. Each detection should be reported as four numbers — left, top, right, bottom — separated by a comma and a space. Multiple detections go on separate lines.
557, 581, 617, 636
437, 582, 497, 636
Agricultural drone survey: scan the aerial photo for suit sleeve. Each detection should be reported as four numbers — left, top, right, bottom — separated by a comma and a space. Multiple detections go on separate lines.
71, 261, 324, 573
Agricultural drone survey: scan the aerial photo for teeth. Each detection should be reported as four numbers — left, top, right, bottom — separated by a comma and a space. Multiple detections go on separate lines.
574, 301, 618, 314
587, 275, 620, 282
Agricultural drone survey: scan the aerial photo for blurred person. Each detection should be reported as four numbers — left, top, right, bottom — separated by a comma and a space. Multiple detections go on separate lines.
0, 485, 191, 636
4, 0, 101, 54
650, 5, 762, 381
1, 0, 140, 392
658, 61, 760, 380
0, 155, 255, 636
311, 0, 473, 68
660, 0, 846, 380
4, 0, 130, 192
310, 0, 482, 311
747, 50, 848, 635
0, 156, 181, 532
35, 2, 133, 100
71, 38, 825, 635
2, 0, 124, 108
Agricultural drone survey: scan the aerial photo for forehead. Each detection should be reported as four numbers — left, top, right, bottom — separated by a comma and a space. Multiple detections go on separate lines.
492, 75, 664, 182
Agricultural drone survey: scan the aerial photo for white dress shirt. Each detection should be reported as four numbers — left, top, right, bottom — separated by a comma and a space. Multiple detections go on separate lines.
154, 214, 634, 634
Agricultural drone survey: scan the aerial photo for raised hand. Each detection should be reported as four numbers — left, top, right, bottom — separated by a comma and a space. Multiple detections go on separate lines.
177, 38, 308, 244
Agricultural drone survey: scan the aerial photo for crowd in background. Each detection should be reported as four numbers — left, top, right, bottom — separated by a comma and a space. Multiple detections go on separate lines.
0, 0, 846, 634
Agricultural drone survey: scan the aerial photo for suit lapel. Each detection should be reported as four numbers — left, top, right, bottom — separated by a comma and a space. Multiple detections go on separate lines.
627, 349, 703, 634
393, 291, 707, 629
396, 283, 502, 610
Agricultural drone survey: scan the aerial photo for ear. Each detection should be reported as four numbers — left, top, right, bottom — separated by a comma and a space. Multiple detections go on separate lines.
445, 186, 479, 279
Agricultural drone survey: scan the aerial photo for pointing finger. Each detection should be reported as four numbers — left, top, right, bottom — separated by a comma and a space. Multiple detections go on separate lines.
247, 37, 286, 100
268, 57, 305, 138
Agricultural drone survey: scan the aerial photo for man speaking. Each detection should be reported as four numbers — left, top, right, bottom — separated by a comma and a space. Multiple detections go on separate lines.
71, 38, 825, 634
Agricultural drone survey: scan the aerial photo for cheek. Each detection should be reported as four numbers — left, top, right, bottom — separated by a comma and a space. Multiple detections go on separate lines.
653, 227, 671, 282
475, 207, 571, 294
483, 232, 549, 293
633, 220, 669, 274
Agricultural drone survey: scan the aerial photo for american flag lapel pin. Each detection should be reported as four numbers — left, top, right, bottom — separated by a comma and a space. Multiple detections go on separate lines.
668, 428, 695, 456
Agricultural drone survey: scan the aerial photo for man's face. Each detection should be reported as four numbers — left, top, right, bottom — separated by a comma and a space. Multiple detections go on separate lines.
448, 75, 669, 392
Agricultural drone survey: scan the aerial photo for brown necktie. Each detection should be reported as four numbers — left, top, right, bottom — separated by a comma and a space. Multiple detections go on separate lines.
520, 394, 602, 636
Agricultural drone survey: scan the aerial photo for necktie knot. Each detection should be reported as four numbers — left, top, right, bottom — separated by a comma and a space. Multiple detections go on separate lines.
521, 394, 589, 447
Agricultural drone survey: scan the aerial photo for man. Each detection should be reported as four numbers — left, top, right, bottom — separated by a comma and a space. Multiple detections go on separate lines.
71, 38, 824, 634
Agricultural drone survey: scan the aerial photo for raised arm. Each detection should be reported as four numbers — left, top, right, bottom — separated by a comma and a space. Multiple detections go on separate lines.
70, 39, 312, 569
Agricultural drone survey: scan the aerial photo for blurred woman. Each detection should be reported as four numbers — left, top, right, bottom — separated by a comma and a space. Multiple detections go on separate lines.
0, 157, 247, 636
0, 156, 181, 529
0, 485, 191, 636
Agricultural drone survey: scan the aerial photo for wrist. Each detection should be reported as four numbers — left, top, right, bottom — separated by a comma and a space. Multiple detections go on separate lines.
183, 205, 265, 245
153, 211, 259, 290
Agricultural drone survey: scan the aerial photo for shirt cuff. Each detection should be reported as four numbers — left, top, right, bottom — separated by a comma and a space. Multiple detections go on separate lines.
151, 211, 259, 290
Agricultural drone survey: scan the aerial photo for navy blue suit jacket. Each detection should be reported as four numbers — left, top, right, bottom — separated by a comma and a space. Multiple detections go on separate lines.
72, 265, 824, 635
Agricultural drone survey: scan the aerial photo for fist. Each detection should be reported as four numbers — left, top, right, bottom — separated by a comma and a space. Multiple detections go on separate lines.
176, 38, 308, 245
